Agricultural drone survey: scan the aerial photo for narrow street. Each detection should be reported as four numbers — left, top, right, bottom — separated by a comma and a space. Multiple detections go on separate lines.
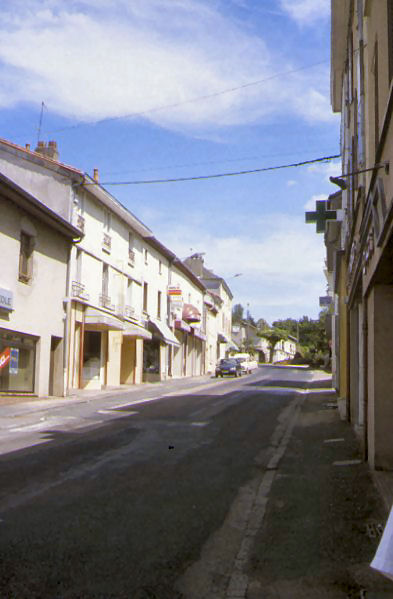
0, 367, 389, 598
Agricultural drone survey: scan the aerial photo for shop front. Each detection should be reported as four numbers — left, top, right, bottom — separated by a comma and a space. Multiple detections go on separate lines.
0, 328, 37, 393
143, 318, 180, 382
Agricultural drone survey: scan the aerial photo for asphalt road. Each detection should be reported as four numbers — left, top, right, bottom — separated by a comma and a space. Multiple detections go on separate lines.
0, 367, 337, 598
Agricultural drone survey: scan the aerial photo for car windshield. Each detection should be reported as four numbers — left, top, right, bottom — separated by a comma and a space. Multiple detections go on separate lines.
219, 359, 236, 366
236, 358, 246, 363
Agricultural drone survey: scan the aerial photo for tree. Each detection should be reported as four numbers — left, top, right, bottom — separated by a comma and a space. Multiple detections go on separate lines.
257, 327, 288, 363
256, 317, 269, 331
272, 318, 298, 337
232, 303, 244, 324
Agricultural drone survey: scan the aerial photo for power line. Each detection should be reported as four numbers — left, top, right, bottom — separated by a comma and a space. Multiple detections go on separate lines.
84, 154, 341, 186
100, 147, 339, 177
45, 59, 328, 135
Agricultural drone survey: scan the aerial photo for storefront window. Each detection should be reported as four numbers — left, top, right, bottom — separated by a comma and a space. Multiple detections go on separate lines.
83, 331, 101, 382
143, 339, 160, 374
0, 328, 36, 393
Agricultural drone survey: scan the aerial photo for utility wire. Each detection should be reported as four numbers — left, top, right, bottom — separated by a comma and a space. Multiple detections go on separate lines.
100, 147, 339, 177
45, 59, 328, 135
84, 154, 341, 186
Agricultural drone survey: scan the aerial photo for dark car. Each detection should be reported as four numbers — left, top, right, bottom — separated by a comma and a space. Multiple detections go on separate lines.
215, 358, 242, 377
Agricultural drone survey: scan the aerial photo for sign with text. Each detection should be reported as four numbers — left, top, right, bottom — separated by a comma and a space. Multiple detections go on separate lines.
0, 288, 13, 311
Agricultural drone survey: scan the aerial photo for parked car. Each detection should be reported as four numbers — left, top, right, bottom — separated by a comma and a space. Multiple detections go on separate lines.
232, 353, 259, 374
215, 358, 242, 377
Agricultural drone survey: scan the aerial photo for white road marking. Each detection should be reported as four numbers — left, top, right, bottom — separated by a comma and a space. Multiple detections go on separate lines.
324, 438, 345, 444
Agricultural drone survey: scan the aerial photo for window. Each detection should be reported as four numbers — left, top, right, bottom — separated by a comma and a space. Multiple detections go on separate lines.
103, 210, 111, 232
143, 282, 148, 313
18, 232, 34, 283
144, 249, 148, 265
102, 263, 109, 297
76, 249, 82, 283
159, 260, 162, 275
157, 290, 162, 319
126, 278, 133, 305
0, 328, 37, 393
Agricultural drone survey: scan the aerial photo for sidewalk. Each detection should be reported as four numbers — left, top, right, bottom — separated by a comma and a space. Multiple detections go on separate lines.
0, 373, 218, 416
246, 387, 393, 598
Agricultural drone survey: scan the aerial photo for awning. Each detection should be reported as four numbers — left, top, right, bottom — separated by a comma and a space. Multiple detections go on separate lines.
174, 319, 191, 333
191, 327, 206, 341
228, 339, 239, 350
123, 323, 152, 340
218, 332, 230, 343
84, 307, 124, 330
182, 303, 201, 322
149, 319, 180, 346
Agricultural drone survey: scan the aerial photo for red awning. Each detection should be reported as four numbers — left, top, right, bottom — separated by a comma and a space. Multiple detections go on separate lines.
174, 319, 191, 333
182, 303, 201, 322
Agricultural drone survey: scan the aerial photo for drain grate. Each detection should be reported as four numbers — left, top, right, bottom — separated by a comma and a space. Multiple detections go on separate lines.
365, 521, 384, 539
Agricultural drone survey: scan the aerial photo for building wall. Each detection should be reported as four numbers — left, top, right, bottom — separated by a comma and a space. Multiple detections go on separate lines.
0, 196, 70, 396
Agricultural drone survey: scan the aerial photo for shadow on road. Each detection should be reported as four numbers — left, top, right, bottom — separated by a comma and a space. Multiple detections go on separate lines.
246, 378, 332, 390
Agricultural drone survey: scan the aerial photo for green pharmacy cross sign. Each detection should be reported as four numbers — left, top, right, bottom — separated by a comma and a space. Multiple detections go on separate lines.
305, 200, 337, 233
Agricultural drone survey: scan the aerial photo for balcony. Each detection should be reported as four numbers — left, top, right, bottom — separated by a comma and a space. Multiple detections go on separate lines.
76, 214, 85, 233
99, 294, 115, 311
124, 305, 136, 320
128, 248, 135, 266
71, 281, 90, 301
102, 233, 111, 253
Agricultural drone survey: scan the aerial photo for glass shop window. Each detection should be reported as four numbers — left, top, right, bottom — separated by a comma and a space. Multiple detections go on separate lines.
0, 329, 36, 393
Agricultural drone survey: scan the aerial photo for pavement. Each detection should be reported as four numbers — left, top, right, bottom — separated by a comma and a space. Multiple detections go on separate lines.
1, 367, 393, 598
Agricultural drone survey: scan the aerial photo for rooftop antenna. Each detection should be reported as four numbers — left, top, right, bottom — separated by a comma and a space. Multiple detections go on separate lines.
37, 101, 46, 144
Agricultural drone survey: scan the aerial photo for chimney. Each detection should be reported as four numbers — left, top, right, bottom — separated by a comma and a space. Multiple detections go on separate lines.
25, 143, 30, 151
47, 140, 59, 161
34, 140, 59, 161
93, 168, 99, 182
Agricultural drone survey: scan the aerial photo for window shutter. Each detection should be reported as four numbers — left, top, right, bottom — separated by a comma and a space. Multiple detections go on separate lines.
388, 0, 393, 81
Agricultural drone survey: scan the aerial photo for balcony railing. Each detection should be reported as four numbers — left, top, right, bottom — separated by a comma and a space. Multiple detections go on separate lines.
71, 281, 90, 301
102, 233, 111, 253
99, 294, 115, 311
76, 214, 85, 233
128, 248, 135, 266
124, 305, 136, 319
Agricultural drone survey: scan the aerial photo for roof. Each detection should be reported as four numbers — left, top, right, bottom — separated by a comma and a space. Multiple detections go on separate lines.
0, 172, 82, 240
82, 175, 152, 237
0, 137, 84, 178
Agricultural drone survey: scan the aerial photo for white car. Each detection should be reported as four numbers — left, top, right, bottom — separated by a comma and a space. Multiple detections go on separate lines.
232, 353, 258, 374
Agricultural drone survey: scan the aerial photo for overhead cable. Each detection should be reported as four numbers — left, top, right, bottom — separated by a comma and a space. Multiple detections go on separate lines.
83, 154, 341, 186
45, 59, 328, 135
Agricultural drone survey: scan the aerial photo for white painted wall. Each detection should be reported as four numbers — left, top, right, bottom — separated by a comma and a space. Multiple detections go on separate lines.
0, 197, 70, 395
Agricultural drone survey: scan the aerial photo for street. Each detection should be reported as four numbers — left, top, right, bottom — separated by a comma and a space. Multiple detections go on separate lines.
0, 367, 390, 598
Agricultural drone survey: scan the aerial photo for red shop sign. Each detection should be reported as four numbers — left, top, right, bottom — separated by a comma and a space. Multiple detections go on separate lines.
0, 347, 11, 370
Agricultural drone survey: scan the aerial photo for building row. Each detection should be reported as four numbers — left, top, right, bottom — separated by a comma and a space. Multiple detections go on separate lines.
0, 138, 236, 397
325, 0, 393, 471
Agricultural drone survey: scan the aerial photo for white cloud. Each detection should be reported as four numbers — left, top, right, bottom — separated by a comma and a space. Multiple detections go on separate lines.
304, 193, 327, 210
0, 0, 333, 133
157, 213, 326, 321
280, 0, 330, 25
287, 179, 297, 187
308, 160, 342, 181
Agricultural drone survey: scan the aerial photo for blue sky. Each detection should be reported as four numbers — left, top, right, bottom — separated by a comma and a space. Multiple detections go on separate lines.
0, 0, 340, 324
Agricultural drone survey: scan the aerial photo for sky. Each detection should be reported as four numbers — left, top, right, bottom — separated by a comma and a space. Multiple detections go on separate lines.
0, 0, 341, 324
